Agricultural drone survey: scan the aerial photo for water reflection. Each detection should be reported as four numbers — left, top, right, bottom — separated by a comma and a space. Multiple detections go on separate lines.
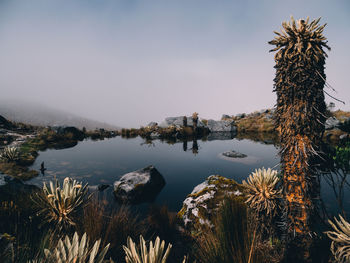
318, 143, 350, 219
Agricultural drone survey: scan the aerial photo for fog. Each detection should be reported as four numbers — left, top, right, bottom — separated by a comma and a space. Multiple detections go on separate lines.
1, 0, 349, 127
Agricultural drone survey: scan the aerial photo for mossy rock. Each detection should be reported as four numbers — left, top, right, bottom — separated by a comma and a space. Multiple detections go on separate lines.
178, 175, 245, 231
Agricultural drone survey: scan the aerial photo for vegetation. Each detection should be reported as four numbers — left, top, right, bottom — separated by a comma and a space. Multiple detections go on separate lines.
0, 147, 20, 162
34, 232, 110, 263
242, 168, 281, 216
34, 177, 89, 230
194, 196, 265, 263
123, 235, 172, 263
269, 16, 330, 260
326, 215, 350, 263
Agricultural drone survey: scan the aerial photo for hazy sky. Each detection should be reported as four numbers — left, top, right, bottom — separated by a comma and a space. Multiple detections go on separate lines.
1, 0, 349, 127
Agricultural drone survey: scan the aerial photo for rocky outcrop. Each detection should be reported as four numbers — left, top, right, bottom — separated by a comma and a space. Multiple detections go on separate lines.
147, 122, 158, 127
159, 116, 205, 128
206, 119, 237, 133
114, 165, 165, 204
178, 175, 244, 230
325, 117, 340, 130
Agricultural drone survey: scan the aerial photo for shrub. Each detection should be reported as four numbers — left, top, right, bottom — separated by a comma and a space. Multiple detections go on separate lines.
0, 146, 20, 162
325, 215, 350, 263
34, 177, 89, 230
123, 235, 172, 263
43, 232, 110, 263
242, 168, 281, 216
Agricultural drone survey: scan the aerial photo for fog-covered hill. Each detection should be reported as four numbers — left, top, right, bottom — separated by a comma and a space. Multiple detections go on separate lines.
0, 101, 120, 131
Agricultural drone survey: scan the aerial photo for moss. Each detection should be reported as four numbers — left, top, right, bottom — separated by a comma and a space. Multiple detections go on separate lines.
178, 175, 246, 232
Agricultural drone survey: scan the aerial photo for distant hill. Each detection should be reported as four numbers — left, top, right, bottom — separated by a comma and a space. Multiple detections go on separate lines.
0, 101, 120, 131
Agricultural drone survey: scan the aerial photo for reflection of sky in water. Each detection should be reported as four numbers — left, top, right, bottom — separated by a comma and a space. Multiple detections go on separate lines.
28, 136, 350, 215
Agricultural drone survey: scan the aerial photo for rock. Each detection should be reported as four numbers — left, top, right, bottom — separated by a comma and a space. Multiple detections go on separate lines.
206, 119, 237, 133
114, 165, 165, 204
147, 122, 158, 127
222, 151, 247, 158
159, 116, 205, 128
178, 175, 244, 230
221, 114, 231, 120
236, 113, 246, 119
150, 132, 160, 139
325, 117, 340, 130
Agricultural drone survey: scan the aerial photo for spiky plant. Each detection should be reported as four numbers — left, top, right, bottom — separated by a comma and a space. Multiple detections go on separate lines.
325, 215, 350, 263
43, 232, 110, 263
34, 177, 89, 229
242, 168, 281, 216
0, 146, 20, 162
269, 16, 330, 243
123, 235, 172, 263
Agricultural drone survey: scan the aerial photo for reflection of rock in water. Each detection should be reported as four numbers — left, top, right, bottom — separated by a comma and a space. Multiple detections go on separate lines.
183, 141, 187, 152
207, 132, 236, 141
113, 165, 165, 204
192, 140, 198, 154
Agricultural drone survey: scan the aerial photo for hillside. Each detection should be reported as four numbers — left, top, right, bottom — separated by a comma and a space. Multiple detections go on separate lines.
0, 101, 120, 131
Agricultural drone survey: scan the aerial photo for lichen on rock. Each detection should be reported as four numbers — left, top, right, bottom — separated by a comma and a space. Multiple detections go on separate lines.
178, 175, 244, 231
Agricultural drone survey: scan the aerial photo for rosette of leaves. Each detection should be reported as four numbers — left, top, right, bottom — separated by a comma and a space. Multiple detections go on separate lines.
35, 177, 89, 229
0, 146, 20, 162
123, 235, 172, 263
326, 215, 350, 263
43, 232, 110, 263
242, 168, 281, 216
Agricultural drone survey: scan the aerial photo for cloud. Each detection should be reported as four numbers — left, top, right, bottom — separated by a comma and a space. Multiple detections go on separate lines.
0, 0, 349, 127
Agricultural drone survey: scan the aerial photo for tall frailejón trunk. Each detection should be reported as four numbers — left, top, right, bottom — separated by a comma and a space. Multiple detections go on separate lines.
269, 17, 330, 261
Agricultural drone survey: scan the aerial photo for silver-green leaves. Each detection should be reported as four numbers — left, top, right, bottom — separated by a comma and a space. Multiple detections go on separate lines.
44, 232, 110, 263
326, 215, 350, 263
35, 177, 89, 228
123, 235, 172, 263
242, 168, 281, 215
0, 146, 20, 162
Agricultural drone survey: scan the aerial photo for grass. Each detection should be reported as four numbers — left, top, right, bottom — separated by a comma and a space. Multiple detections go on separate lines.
194, 196, 261, 263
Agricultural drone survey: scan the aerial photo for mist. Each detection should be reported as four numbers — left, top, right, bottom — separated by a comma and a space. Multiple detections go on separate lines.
1, 0, 349, 128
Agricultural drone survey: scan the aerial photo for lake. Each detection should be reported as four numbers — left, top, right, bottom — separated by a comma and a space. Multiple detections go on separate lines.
28, 135, 350, 216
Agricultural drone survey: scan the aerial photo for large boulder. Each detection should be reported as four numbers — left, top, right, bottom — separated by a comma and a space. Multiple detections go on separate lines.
206, 119, 237, 132
114, 165, 165, 204
178, 175, 244, 230
325, 117, 340, 130
159, 116, 205, 128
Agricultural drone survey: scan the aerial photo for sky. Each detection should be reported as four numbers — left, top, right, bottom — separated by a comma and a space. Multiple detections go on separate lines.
0, 0, 349, 128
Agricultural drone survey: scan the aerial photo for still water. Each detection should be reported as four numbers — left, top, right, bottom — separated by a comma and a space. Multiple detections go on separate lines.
28, 136, 350, 215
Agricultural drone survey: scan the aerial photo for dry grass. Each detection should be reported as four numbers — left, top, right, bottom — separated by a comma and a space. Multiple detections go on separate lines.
194, 197, 261, 263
